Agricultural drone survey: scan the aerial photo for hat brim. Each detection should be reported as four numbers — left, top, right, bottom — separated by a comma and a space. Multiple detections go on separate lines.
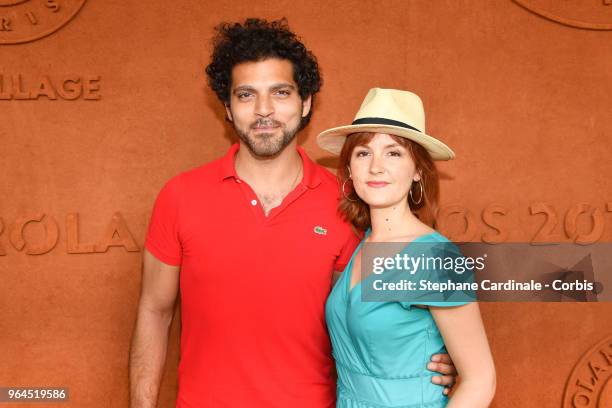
317, 124, 455, 161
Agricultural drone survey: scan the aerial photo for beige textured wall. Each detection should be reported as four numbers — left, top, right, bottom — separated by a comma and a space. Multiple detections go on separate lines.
1, 1, 611, 407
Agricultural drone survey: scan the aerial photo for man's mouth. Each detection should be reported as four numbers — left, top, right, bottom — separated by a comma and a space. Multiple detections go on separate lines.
252, 125, 279, 130
252, 120, 281, 131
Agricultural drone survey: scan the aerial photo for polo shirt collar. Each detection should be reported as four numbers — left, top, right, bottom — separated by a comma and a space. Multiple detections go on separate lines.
219, 143, 322, 189
219, 143, 240, 180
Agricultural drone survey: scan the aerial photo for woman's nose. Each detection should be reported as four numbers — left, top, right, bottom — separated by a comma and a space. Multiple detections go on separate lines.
369, 154, 385, 174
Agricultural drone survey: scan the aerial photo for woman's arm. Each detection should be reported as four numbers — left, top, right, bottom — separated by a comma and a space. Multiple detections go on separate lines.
430, 303, 496, 408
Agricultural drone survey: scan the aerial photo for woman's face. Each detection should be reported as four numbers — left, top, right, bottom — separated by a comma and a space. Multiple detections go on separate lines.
349, 133, 420, 209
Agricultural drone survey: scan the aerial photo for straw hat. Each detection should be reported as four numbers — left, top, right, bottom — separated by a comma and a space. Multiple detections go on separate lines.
317, 88, 455, 160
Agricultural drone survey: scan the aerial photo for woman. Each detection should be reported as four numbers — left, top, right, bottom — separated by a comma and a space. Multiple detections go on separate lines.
317, 88, 496, 407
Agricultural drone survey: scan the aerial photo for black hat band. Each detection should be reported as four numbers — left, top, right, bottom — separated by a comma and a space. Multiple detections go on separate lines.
351, 117, 421, 133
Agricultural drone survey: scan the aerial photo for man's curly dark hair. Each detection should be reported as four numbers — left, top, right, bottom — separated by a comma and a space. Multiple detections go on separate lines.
205, 18, 322, 129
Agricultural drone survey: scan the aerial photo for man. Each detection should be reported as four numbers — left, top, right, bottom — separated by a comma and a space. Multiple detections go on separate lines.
129, 18, 457, 408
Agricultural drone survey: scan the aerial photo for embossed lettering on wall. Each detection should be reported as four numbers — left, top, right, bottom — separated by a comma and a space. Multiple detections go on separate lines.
1, 203, 611, 256
0, 212, 139, 255
513, 0, 612, 30
0, 74, 101, 100
434, 202, 612, 244
563, 335, 612, 408
0, 0, 87, 44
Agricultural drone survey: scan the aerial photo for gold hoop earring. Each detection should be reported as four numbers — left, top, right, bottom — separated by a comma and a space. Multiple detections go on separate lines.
409, 180, 424, 205
342, 178, 358, 202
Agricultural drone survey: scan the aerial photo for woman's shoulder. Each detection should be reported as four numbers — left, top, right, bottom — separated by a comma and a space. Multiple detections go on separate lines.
366, 226, 453, 244
401, 228, 449, 243
420, 230, 451, 243
405, 230, 457, 258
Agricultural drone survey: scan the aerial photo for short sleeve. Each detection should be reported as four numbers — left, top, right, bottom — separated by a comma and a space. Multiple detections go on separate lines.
333, 225, 361, 272
144, 176, 183, 266
398, 240, 475, 310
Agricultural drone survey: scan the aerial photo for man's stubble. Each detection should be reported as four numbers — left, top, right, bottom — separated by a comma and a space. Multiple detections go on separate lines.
232, 112, 303, 158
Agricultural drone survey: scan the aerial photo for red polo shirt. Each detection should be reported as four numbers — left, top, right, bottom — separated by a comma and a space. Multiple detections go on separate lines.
145, 143, 360, 408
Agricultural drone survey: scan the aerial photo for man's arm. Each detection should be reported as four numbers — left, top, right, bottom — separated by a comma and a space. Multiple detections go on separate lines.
129, 249, 180, 408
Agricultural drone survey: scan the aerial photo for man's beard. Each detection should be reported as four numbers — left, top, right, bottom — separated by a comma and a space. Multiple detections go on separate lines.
234, 117, 300, 158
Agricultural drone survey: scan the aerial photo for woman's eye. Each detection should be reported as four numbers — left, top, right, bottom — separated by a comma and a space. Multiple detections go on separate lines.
388, 151, 402, 157
355, 151, 369, 157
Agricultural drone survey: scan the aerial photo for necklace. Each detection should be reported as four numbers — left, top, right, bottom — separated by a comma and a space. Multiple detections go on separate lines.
256, 162, 303, 216
288, 161, 303, 191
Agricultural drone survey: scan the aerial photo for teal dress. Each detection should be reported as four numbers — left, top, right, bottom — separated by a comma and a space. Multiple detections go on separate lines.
325, 231, 470, 408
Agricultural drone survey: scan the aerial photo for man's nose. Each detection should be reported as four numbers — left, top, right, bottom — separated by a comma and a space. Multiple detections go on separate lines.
255, 95, 274, 117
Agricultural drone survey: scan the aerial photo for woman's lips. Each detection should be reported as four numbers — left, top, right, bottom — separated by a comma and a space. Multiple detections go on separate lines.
366, 181, 389, 188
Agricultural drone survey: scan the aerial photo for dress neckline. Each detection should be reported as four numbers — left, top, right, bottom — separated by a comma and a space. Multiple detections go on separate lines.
345, 230, 439, 297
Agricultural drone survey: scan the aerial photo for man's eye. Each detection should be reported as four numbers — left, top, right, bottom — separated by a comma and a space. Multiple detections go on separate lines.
237, 92, 252, 100
275, 89, 290, 96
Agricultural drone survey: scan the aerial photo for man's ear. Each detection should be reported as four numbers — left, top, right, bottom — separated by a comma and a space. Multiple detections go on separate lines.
224, 103, 233, 122
301, 95, 312, 118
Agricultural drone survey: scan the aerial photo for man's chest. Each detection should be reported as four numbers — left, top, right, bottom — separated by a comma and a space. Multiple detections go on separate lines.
176, 188, 348, 287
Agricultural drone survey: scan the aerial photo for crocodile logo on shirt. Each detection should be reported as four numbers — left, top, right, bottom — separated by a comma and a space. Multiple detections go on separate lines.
314, 226, 327, 236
